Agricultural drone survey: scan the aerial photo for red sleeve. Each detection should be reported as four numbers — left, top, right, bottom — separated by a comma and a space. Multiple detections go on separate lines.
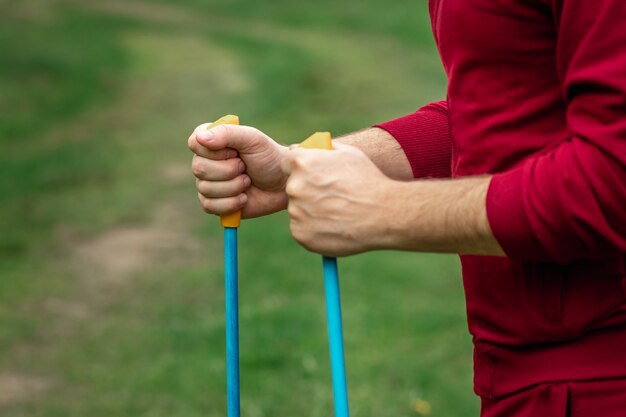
374, 101, 452, 179
486, 0, 626, 263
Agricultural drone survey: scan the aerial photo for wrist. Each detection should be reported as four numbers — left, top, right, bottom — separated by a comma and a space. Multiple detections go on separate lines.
362, 178, 412, 251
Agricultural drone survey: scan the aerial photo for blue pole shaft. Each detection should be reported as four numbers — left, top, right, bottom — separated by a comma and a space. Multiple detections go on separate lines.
323, 256, 350, 417
224, 227, 240, 417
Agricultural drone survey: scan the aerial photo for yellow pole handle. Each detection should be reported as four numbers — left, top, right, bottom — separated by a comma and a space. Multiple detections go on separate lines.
299, 131, 333, 150
208, 115, 242, 228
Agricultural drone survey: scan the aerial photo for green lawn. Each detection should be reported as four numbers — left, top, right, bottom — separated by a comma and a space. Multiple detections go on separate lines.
0, 0, 477, 416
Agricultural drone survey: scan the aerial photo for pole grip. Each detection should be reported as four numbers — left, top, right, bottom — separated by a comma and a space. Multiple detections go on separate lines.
207, 115, 242, 228
299, 131, 333, 150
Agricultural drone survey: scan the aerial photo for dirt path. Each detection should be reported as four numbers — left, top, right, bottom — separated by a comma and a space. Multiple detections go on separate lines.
0, 374, 52, 407
0, 168, 203, 408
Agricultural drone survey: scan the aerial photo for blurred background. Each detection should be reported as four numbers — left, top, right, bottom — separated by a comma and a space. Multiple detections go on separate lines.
0, 0, 476, 416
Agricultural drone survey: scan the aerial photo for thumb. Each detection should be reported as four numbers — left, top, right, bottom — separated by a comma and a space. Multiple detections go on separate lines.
195, 123, 268, 153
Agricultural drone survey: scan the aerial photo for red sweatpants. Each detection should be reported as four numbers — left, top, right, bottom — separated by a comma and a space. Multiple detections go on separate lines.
480, 378, 626, 417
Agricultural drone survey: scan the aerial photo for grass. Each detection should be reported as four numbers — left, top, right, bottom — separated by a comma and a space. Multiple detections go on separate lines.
0, 0, 477, 416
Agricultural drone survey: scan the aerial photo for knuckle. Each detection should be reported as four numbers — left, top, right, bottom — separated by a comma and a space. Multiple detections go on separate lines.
289, 221, 301, 240
197, 194, 210, 212
285, 179, 300, 196
285, 181, 294, 196
239, 176, 249, 191
187, 134, 196, 151
201, 198, 216, 213
229, 159, 243, 177
297, 158, 309, 170
196, 180, 207, 194
295, 154, 312, 169
191, 157, 205, 177
287, 203, 299, 219
290, 155, 303, 169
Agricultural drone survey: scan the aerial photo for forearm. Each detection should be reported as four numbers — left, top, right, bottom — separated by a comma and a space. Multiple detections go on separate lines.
377, 176, 505, 256
335, 127, 413, 181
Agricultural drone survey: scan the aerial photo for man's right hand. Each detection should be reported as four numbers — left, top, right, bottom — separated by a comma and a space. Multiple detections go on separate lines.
188, 123, 289, 219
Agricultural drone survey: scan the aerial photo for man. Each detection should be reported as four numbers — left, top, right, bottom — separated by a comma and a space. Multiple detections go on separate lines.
188, 0, 626, 415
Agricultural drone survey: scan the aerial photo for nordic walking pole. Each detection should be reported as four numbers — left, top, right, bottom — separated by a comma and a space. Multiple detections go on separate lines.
208, 115, 242, 417
300, 132, 350, 417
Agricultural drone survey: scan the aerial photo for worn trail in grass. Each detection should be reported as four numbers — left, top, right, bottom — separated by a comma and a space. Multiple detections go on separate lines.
0, 1, 476, 416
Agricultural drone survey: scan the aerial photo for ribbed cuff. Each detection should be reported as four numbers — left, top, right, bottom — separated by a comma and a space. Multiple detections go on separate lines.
374, 101, 452, 179
486, 167, 552, 260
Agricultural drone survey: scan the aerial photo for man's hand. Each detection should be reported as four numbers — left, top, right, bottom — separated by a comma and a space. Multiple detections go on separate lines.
188, 123, 289, 219
281, 143, 505, 258
281, 143, 393, 256
187, 123, 504, 258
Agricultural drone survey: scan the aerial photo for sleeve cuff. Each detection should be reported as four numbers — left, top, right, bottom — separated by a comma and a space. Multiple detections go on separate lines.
374, 101, 452, 179
486, 167, 553, 260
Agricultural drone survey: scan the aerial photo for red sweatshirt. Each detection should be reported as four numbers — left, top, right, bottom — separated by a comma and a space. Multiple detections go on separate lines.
376, 0, 626, 399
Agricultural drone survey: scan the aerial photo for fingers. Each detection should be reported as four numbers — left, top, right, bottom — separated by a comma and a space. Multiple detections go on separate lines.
196, 175, 251, 198
193, 154, 251, 214
281, 147, 330, 176
198, 192, 247, 215
191, 155, 245, 181
280, 147, 312, 175
189, 122, 268, 155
